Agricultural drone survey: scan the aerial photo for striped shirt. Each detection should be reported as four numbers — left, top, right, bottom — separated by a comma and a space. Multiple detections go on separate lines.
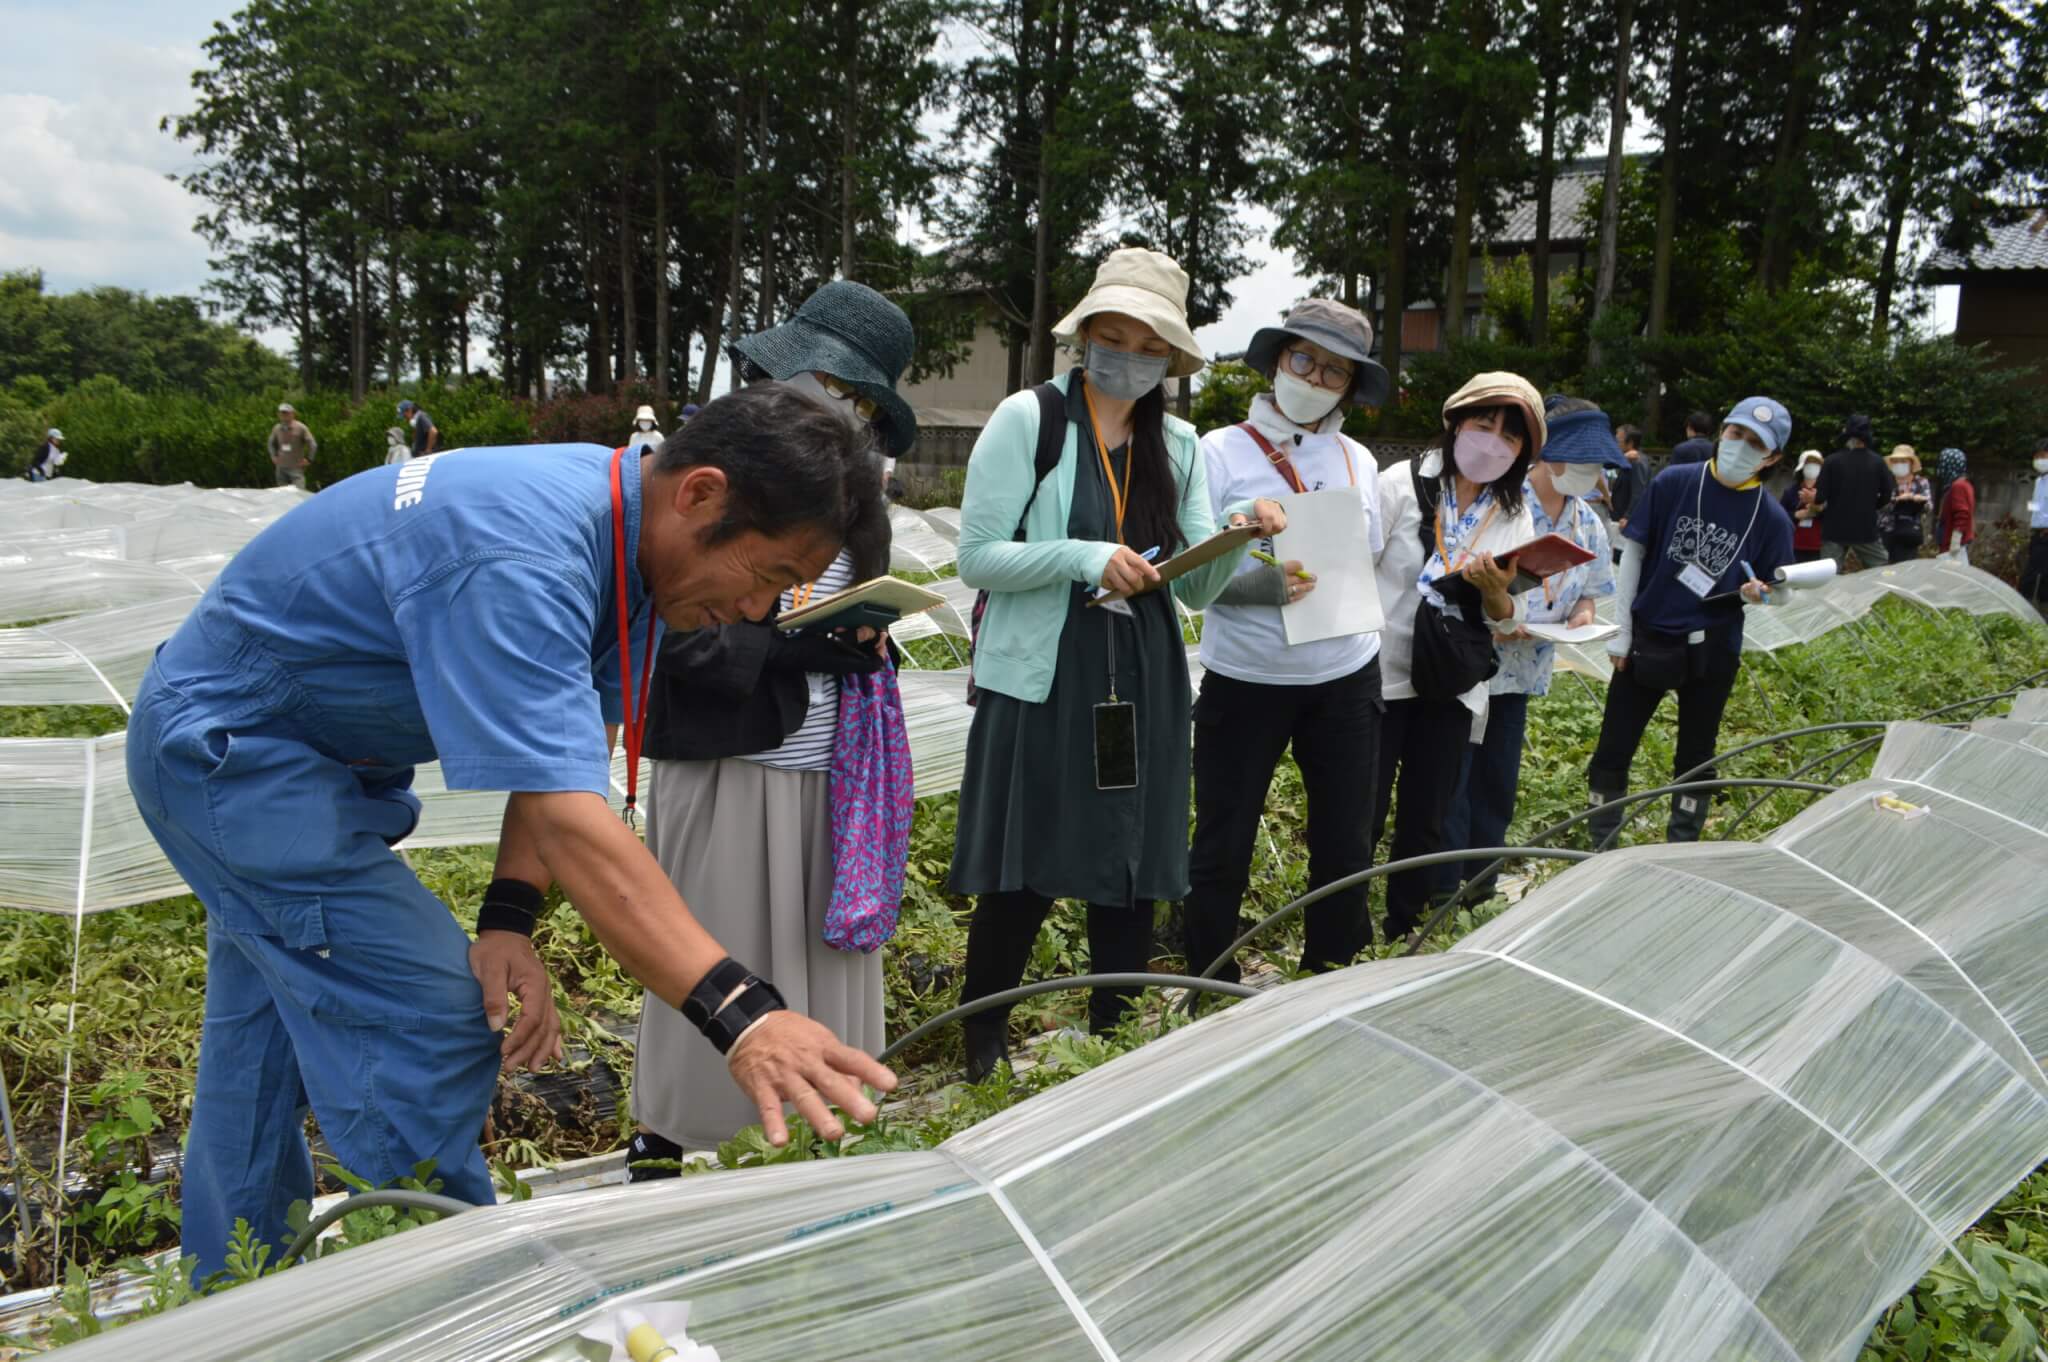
745, 551, 857, 772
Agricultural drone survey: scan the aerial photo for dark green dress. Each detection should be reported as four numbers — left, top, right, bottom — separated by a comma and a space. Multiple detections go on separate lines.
948, 394, 1194, 909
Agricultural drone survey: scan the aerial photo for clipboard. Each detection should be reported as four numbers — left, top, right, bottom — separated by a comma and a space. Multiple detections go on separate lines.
774, 575, 947, 633
1086, 526, 1259, 606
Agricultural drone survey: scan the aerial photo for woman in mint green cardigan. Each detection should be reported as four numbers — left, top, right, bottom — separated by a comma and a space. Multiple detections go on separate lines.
947, 248, 1284, 1080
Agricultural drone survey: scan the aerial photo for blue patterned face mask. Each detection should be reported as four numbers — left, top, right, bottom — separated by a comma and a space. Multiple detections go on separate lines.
1084, 344, 1169, 401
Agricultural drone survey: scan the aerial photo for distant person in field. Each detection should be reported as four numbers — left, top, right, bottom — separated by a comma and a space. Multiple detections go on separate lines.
397, 400, 438, 459
268, 403, 317, 489
25, 428, 66, 481
1781, 450, 1825, 563
1669, 410, 1715, 466
1607, 422, 1648, 558
384, 426, 410, 466
1936, 447, 1975, 565
626, 404, 664, 454
2020, 436, 2048, 611
1816, 413, 1895, 570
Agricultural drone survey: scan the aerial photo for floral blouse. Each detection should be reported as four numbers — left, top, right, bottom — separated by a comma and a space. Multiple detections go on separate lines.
1489, 486, 1615, 697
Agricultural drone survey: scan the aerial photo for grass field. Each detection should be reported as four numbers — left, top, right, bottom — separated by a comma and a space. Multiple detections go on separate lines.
3, 596, 2046, 1357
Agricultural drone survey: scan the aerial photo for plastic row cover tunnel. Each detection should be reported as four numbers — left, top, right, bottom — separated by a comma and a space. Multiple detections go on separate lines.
63, 713, 2048, 1362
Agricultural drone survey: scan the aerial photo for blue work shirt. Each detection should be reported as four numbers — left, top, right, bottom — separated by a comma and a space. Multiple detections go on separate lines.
1624, 460, 1794, 651
151, 444, 658, 796
2033, 472, 2048, 530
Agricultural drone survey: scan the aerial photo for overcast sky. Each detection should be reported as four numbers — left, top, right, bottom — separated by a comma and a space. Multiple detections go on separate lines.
1, 1, 1950, 373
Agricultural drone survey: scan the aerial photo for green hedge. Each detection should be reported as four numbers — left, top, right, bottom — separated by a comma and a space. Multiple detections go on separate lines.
22, 379, 534, 489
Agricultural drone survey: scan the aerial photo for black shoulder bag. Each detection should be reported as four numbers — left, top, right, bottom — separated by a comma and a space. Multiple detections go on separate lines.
1406, 462, 1500, 700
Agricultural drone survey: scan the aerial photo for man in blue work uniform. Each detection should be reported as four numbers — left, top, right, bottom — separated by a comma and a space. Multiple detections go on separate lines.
127, 385, 897, 1283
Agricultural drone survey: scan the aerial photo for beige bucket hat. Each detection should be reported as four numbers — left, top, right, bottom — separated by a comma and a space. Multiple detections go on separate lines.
1442, 371, 1548, 461
1052, 247, 1206, 379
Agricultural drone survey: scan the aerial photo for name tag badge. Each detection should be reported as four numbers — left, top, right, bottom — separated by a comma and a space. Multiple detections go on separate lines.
1678, 563, 1717, 598
1099, 596, 1135, 618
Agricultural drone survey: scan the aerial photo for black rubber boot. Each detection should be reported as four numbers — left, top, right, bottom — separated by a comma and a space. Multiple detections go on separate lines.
1666, 789, 1711, 843
963, 1015, 1012, 1084
626, 1128, 685, 1183
1586, 780, 1629, 850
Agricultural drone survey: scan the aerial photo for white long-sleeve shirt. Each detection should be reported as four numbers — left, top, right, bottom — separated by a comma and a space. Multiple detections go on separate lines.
1375, 449, 1532, 720
1197, 393, 1385, 685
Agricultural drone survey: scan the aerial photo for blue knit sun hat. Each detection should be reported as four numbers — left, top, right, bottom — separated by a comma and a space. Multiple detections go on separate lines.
1540, 402, 1628, 468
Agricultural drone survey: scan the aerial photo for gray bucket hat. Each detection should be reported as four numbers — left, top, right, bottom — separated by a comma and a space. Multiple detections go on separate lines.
1244, 298, 1392, 408
728, 281, 919, 457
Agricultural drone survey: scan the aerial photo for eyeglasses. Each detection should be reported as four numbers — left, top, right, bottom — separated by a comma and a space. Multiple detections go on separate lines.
1281, 348, 1354, 393
819, 373, 880, 424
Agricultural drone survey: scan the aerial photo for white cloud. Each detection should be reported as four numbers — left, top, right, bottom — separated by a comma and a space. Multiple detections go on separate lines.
0, 36, 214, 299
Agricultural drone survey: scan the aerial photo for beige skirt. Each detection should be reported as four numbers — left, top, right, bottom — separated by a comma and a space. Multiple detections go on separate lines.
631, 757, 886, 1149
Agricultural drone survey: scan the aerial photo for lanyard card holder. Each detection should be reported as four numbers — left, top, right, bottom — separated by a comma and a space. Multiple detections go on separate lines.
1093, 609, 1138, 790
1094, 700, 1138, 790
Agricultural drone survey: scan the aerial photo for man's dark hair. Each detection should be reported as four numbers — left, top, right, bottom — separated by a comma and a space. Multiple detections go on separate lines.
2035, 434, 2048, 455
1684, 410, 1713, 437
656, 384, 880, 558
1616, 423, 1643, 451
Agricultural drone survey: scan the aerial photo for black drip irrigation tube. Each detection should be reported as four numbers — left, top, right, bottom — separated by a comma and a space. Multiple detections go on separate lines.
1194, 846, 1595, 982
876, 974, 1259, 1067
277, 1188, 476, 1268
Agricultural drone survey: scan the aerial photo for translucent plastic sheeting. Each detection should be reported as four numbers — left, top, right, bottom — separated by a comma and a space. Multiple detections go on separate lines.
1551, 556, 2044, 682
2012, 689, 2048, 723
0, 738, 649, 915
60, 722, 2048, 1362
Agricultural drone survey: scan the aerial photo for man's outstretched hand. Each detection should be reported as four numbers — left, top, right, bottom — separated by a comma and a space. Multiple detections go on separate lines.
728, 1011, 899, 1145
469, 929, 564, 1071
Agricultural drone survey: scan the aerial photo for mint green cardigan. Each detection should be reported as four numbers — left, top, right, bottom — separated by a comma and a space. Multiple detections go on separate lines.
958, 371, 1253, 704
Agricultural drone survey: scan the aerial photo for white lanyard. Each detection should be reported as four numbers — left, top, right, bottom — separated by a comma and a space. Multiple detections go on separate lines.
1689, 464, 1762, 576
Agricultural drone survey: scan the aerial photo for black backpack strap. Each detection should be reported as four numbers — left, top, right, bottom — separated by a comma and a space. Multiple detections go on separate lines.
1010, 381, 1068, 542
1410, 458, 1440, 558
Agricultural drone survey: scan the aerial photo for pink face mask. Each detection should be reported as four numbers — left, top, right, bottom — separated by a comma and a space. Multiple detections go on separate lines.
1452, 427, 1519, 484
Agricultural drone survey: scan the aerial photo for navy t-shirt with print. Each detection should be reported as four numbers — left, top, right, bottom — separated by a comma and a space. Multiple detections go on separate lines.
1624, 462, 1795, 650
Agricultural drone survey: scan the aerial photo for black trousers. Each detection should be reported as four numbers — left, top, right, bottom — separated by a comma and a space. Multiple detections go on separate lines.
959, 890, 1155, 1037
1184, 659, 1383, 982
1370, 695, 1474, 940
1587, 642, 1744, 842
2019, 531, 2048, 607
1884, 534, 1923, 567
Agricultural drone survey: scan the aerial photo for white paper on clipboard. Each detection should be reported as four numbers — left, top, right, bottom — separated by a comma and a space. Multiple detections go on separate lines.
1273, 487, 1382, 646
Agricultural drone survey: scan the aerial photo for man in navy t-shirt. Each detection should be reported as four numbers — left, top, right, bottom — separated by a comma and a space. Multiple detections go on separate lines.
1586, 396, 1797, 844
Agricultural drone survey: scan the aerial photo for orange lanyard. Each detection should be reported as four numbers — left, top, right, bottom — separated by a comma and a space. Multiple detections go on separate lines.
1434, 491, 1498, 573
1239, 423, 1355, 494
1081, 382, 1132, 543
789, 581, 817, 610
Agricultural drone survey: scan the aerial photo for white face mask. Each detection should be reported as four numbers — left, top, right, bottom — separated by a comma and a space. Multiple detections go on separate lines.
2034, 457, 2048, 475
1271, 371, 1342, 426
1888, 461, 1910, 478
636, 420, 653, 431
1549, 463, 1602, 498
1801, 464, 1821, 483
1715, 437, 1768, 484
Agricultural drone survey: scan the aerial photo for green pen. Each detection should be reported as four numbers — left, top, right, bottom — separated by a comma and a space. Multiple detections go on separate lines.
1248, 548, 1314, 581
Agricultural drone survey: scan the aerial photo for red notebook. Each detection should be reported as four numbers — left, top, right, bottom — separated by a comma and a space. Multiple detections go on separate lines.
1452, 533, 1596, 595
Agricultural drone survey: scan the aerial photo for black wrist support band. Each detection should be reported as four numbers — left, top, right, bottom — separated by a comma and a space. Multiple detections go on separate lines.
682, 957, 788, 1054
477, 878, 545, 937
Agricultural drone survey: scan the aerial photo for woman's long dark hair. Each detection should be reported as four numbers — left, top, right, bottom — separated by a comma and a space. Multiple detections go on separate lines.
1439, 402, 1533, 517
1087, 380, 1186, 556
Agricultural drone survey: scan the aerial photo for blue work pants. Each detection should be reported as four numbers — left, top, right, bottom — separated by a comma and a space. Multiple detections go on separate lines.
1437, 693, 1531, 901
125, 670, 500, 1285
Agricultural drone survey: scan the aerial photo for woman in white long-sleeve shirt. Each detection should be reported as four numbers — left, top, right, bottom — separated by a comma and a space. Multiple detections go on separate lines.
1186, 299, 1390, 982
1370, 371, 1541, 942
